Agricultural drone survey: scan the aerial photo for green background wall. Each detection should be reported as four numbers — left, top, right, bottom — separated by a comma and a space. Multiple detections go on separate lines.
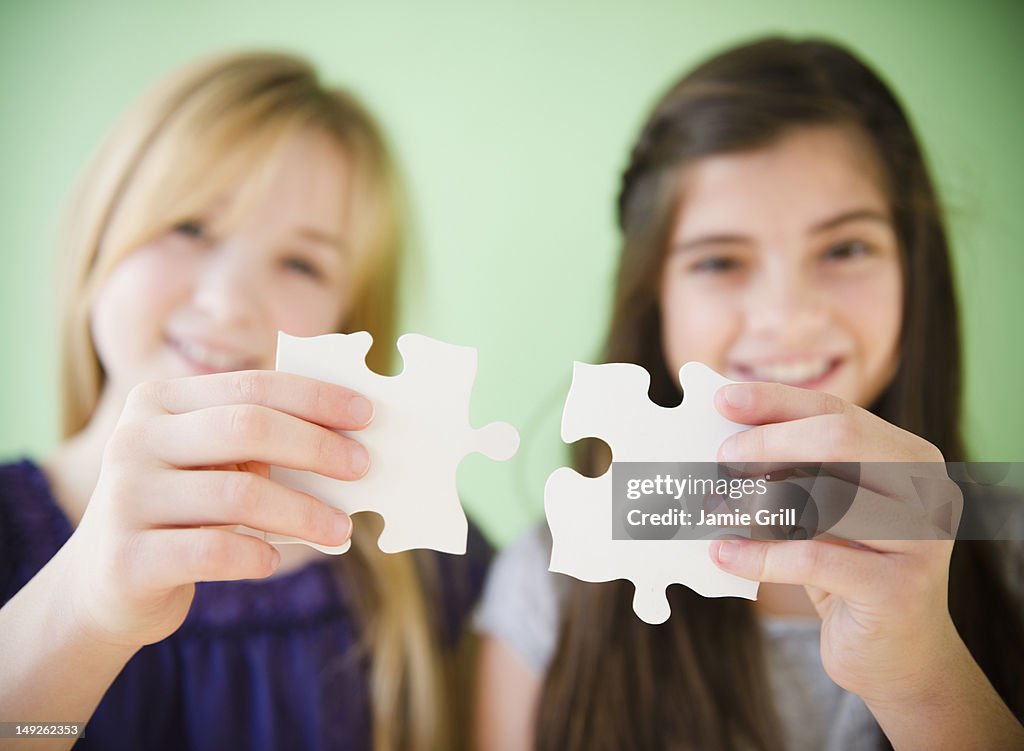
1, 0, 1021, 546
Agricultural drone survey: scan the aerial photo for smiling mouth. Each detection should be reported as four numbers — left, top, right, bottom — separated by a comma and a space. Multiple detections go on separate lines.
732, 357, 842, 387
167, 335, 257, 374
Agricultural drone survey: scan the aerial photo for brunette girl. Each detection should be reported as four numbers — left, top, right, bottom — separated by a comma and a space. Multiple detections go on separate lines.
474, 36, 1023, 751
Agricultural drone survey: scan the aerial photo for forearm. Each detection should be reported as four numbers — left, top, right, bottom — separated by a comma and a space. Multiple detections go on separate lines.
866, 632, 1024, 751
0, 547, 138, 750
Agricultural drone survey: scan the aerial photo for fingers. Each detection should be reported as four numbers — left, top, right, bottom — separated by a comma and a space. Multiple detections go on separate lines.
718, 412, 927, 464
127, 528, 282, 589
715, 382, 855, 462
817, 481, 955, 551
708, 536, 953, 611
719, 414, 863, 463
715, 381, 944, 464
137, 469, 352, 548
126, 370, 374, 431
709, 537, 879, 599
132, 405, 370, 480
716, 381, 846, 425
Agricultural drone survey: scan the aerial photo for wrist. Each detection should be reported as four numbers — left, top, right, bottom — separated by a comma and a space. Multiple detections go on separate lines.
865, 616, 964, 711
48, 540, 146, 658
864, 623, 1023, 750
0, 546, 139, 731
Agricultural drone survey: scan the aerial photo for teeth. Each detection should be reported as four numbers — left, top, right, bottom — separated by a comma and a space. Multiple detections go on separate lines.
177, 340, 249, 371
748, 358, 832, 384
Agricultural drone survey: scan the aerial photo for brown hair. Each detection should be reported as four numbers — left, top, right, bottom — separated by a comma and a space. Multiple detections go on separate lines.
57, 51, 453, 750
535, 36, 1023, 750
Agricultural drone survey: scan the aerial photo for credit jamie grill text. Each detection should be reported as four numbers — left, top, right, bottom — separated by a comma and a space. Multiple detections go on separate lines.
610, 462, 1024, 542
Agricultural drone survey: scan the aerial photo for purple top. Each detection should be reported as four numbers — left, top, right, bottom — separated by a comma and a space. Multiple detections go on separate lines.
0, 459, 492, 750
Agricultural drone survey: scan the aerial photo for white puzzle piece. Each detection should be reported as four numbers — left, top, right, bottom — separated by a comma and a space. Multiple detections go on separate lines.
544, 361, 757, 624
255, 331, 519, 555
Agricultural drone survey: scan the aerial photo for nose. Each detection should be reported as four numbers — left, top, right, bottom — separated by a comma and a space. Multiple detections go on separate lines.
743, 261, 829, 346
190, 241, 265, 327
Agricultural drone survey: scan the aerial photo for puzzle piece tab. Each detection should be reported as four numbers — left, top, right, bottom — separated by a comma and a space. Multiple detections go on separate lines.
545, 361, 757, 624
263, 331, 519, 555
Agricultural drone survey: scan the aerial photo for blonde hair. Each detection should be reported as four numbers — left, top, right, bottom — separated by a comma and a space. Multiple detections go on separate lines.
57, 51, 451, 750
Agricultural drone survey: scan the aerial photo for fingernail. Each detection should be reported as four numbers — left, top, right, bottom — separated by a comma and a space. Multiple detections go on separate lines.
349, 444, 370, 477
718, 437, 738, 463
348, 396, 374, 426
269, 548, 281, 571
712, 539, 741, 565
333, 512, 352, 540
722, 384, 751, 409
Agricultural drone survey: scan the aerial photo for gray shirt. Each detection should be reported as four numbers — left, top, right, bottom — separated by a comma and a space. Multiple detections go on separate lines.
475, 525, 882, 751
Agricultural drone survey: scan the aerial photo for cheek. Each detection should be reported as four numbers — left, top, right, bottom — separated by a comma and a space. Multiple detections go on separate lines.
90, 249, 189, 375
264, 281, 349, 338
659, 276, 740, 374
827, 264, 903, 407
833, 269, 902, 359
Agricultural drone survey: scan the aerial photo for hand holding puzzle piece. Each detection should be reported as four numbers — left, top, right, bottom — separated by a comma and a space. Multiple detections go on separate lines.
258, 331, 519, 555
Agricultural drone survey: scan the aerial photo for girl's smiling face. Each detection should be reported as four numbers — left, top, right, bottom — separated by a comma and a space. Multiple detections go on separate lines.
90, 131, 354, 392
659, 125, 903, 408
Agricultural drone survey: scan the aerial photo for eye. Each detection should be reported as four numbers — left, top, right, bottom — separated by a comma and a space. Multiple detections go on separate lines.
691, 256, 740, 274
823, 240, 872, 261
172, 220, 206, 239
282, 256, 324, 280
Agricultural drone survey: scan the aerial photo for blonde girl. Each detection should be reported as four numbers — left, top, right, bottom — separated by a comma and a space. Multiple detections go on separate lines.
0, 51, 488, 751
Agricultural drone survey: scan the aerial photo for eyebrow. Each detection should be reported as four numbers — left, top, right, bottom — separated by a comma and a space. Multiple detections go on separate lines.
809, 208, 890, 234
296, 227, 347, 255
671, 233, 750, 254
670, 208, 891, 255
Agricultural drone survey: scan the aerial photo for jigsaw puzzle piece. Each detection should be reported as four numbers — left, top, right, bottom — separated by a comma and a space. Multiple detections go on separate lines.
560, 362, 656, 448
469, 421, 520, 462
264, 331, 518, 555
276, 329, 375, 384
545, 466, 758, 624
545, 468, 617, 583
395, 334, 520, 462
561, 361, 742, 462
546, 360, 758, 622
673, 361, 746, 462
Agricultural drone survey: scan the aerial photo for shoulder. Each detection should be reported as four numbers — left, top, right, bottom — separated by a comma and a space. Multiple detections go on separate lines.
0, 458, 72, 604
473, 522, 567, 675
0, 458, 44, 506
429, 518, 494, 647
